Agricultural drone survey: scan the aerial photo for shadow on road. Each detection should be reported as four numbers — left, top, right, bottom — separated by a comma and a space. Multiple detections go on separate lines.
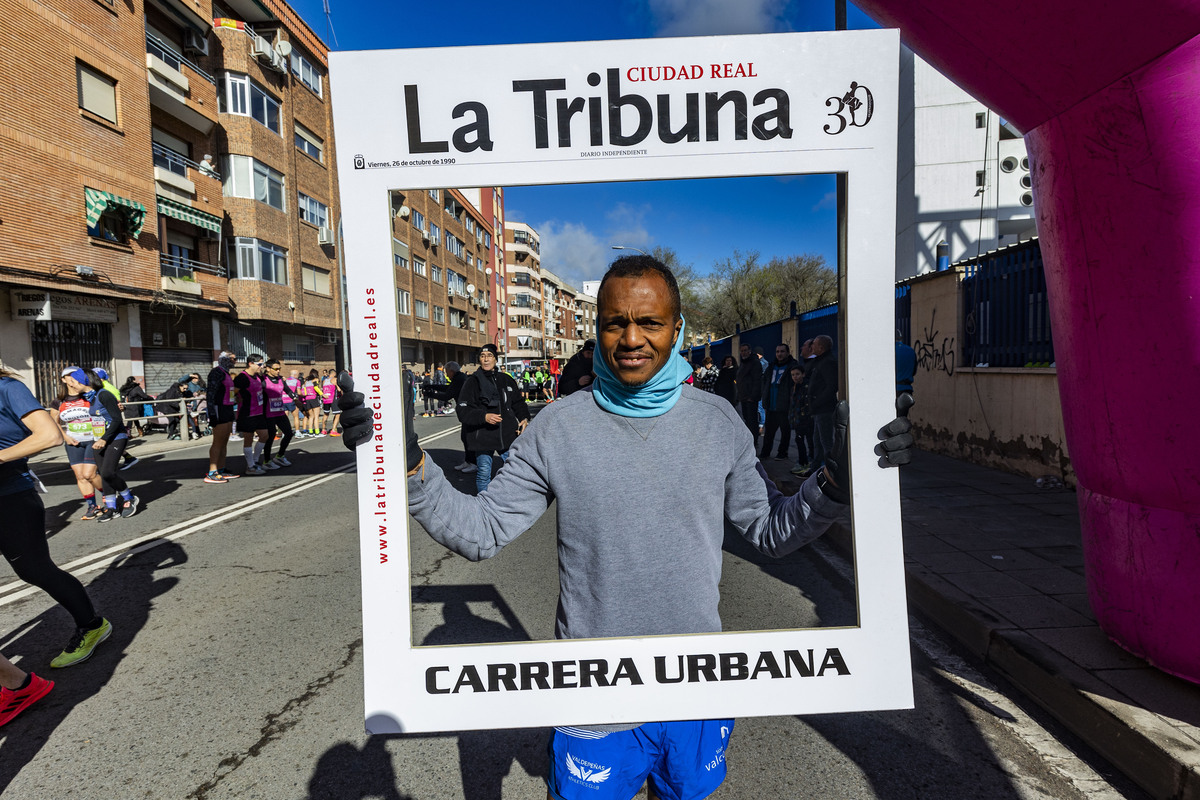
0, 541, 186, 793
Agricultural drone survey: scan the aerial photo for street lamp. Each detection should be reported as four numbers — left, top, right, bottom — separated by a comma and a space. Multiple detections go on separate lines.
610, 245, 648, 255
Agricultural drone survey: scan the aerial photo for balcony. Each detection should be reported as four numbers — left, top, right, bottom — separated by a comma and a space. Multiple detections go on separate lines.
146, 32, 216, 133
160, 252, 226, 294
153, 143, 220, 199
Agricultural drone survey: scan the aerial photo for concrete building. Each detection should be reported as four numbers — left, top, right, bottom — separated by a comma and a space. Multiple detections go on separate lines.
0, 0, 345, 402
895, 48, 1037, 279
388, 187, 494, 369
503, 221, 543, 365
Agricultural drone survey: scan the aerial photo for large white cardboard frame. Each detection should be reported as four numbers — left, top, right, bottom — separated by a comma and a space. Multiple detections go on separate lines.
330, 30, 907, 734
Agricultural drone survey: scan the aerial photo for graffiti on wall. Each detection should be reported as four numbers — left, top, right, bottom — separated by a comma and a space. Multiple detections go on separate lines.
915, 309, 955, 376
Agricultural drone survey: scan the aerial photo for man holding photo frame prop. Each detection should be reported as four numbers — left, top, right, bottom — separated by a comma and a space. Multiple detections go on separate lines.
330, 28, 910, 792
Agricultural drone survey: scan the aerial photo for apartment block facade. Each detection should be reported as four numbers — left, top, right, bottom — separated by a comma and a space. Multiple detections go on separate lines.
0, 0, 343, 403
388, 187, 495, 369
502, 220, 543, 365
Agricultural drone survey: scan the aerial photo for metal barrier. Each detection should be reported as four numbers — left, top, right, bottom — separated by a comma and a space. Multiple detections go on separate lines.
960, 239, 1054, 367
117, 398, 207, 439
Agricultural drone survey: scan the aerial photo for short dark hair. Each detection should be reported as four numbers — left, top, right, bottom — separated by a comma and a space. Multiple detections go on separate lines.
246, 354, 263, 366
597, 255, 681, 321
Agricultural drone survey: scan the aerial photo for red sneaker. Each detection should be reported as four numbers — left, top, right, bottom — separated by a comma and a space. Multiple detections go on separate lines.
0, 673, 53, 727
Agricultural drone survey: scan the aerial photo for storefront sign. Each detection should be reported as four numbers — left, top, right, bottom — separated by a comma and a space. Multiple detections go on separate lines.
10, 291, 51, 321
50, 294, 119, 324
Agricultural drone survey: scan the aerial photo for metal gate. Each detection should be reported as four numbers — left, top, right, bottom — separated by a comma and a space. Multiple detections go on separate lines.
30, 321, 113, 405
142, 348, 211, 396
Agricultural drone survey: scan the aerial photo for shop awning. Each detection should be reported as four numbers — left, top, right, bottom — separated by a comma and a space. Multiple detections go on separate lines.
156, 195, 222, 233
85, 188, 147, 238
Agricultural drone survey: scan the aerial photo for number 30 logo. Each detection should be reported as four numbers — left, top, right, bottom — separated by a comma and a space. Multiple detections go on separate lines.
824, 82, 874, 135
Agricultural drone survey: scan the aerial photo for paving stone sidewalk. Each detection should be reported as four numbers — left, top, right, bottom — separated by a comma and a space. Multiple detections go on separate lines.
763, 448, 1200, 800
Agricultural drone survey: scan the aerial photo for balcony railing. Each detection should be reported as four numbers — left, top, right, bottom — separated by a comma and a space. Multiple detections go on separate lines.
161, 252, 226, 279
153, 142, 220, 180
146, 31, 215, 84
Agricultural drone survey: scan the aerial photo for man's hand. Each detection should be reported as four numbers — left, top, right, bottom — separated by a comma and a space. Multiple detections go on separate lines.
517, 419, 529, 434
337, 372, 423, 473
484, 413, 503, 425
877, 393, 915, 467
578, 375, 592, 387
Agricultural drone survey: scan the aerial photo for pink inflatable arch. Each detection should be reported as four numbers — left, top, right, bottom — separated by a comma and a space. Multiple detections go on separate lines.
854, 0, 1200, 682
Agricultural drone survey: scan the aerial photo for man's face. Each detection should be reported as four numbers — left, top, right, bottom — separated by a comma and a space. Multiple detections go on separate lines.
801, 340, 813, 359
739, 345, 750, 360
775, 345, 790, 363
247, 361, 262, 375
479, 352, 496, 371
582, 348, 593, 361
813, 338, 828, 356
289, 370, 299, 379
598, 274, 682, 387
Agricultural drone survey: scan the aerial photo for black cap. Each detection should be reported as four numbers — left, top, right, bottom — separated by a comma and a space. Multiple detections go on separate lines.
582, 339, 595, 351
480, 344, 499, 357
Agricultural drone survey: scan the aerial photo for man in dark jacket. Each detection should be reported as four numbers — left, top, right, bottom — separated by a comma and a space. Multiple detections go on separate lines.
807, 335, 839, 469
558, 340, 595, 397
155, 377, 193, 440
456, 344, 530, 493
759, 343, 800, 460
734, 343, 763, 446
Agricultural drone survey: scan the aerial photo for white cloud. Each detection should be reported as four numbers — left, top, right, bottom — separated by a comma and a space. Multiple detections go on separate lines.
604, 203, 652, 251
536, 220, 611, 291
811, 191, 836, 212
649, 0, 790, 36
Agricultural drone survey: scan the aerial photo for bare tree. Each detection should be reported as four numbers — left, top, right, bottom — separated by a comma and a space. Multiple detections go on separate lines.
700, 251, 836, 335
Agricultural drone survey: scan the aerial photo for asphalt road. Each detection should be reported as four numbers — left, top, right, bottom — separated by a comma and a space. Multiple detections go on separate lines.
0, 414, 1144, 799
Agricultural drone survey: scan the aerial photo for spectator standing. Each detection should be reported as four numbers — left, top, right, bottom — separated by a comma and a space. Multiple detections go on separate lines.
808, 334, 839, 470
734, 343, 763, 447
896, 332, 917, 396
154, 377, 192, 440
456, 344, 530, 493
420, 370, 437, 416
759, 344, 799, 460
0, 369, 112, 666
424, 361, 473, 471
714, 355, 738, 405
695, 356, 719, 393
788, 363, 814, 475
118, 377, 152, 438
559, 341, 595, 397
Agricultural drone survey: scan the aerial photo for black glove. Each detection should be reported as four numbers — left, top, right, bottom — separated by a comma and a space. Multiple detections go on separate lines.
337, 372, 423, 472
819, 401, 851, 504
877, 393, 915, 467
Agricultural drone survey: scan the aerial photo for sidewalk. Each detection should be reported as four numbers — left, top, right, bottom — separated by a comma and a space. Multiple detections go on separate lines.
762, 449, 1200, 800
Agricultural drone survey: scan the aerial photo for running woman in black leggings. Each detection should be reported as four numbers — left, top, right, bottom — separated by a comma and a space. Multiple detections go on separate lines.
260, 359, 295, 469
80, 369, 138, 521
0, 369, 112, 668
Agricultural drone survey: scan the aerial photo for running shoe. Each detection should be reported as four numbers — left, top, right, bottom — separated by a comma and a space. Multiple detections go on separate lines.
329, 431, 342, 436
0, 673, 54, 727
217, 469, 241, 479
204, 471, 228, 484
276, 456, 292, 467
95, 507, 116, 523
119, 456, 140, 471
80, 505, 101, 521
790, 463, 810, 475
459, 463, 477, 473
263, 460, 280, 470
50, 619, 112, 668
246, 464, 268, 475
120, 496, 139, 518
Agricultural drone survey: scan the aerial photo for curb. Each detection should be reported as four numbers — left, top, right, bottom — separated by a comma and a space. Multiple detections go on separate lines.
905, 567, 1200, 800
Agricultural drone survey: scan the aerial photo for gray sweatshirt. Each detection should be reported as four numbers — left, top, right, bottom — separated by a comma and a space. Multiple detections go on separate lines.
408, 384, 846, 641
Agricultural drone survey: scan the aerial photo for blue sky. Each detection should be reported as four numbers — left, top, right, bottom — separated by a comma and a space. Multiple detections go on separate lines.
289, 0, 880, 289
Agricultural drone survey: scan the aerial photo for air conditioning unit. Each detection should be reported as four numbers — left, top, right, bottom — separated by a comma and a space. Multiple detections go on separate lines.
421, 228, 430, 243
269, 50, 288, 73
317, 226, 335, 245
324, 330, 339, 344
183, 29, 209, 57
252, 36, 274, 62
447, 285, 455, 297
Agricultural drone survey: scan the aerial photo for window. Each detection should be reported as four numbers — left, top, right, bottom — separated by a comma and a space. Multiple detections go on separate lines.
152, 128, 190, 176
302, 263, 330, 294
449, 309, 466, 328
89, 207, 131, 243
78, 61, 117, 123
484, 232, 492, 249
431, 265, 443, 283
975, 170, 986, 188
469, 317, 476, 331
414, 299, 429, 319
230, 237, 288, 284
477, 258, 484, 271
412, 210, 425, 231
413, 256, 427, 277
397, 289, 411, 315
433, 305, 445, 323
465, 217, 475, 234
219, 73, 280, 134
282, 333, 314, 361
294, 123, 324, 162
394, 253, 408, 270
289, 50, 323, 97
428, 189, 439, 201
224, 155, 286, 211
975, 112, 986, 128
446, 234, 465, 259
298, 192, 328, 227
430, 223, 440, 244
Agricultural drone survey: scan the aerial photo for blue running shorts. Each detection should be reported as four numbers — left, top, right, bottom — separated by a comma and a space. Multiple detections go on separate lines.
547, 719, 733, 800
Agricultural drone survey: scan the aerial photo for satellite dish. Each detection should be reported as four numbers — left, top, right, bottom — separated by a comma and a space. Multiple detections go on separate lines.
274, 40, 293, 58
466, 283, 476, 294
397, 205, 410, 219
485, 267, 493, 276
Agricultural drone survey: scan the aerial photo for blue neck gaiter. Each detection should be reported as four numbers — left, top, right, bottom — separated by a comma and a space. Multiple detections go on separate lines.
591, 316, 693, 418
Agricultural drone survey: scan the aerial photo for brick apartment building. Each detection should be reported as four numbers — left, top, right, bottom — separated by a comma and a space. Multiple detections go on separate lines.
0, 0, 343, 403
388, 187, 497, 369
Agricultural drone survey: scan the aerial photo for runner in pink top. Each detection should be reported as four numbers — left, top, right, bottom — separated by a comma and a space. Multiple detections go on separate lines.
320, 371, 342, 436
233, 355, 270, 475
260, 359, 296, 468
